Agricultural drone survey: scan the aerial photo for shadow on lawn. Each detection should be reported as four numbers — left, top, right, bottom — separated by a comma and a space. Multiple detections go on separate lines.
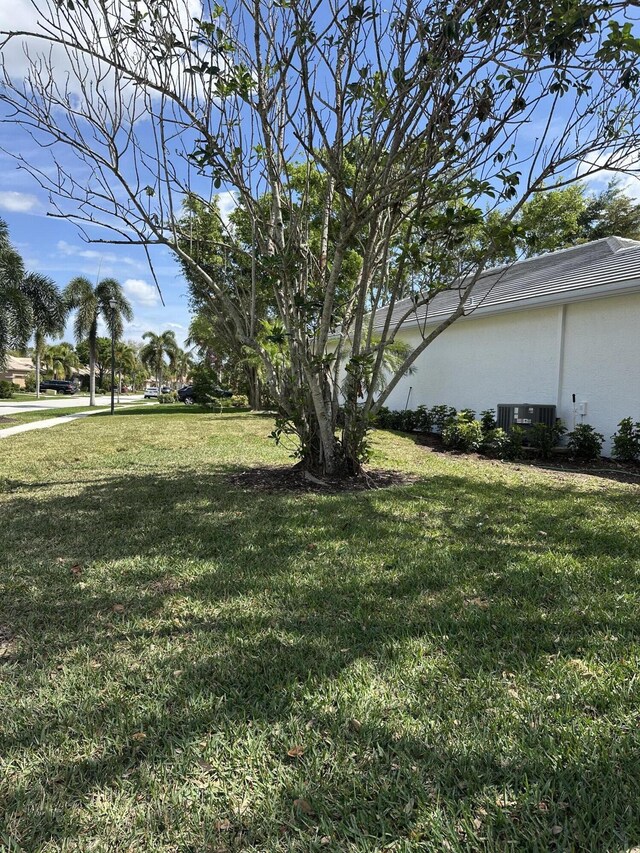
2, 466, 640, 849
94, 406, 274, 419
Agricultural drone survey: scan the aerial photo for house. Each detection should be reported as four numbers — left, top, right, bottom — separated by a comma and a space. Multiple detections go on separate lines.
379, 237, 640, 455
0, 355, 34, 389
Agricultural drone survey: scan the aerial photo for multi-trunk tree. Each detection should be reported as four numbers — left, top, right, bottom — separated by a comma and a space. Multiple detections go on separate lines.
1, 0, 639, 474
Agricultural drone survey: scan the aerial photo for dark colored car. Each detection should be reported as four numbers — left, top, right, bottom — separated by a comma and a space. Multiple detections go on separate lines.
39, 379, 78, 394
177, 384, 232, 404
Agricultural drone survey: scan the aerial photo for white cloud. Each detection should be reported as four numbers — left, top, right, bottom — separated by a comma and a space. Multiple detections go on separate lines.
167, 322, 186, 330
577, 150, 640, 200
123, 277, 160, 306
0, 190, 42, 213
217, 190, 239, 225
56, 240, 145, 271
57, 240, 111, 261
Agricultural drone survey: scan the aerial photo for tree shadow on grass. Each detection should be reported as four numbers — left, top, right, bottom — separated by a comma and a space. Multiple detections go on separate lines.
1, 467, 640, 849
94, 406, 273, 419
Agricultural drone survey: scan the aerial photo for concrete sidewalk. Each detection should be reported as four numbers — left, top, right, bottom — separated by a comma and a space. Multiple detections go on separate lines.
0, 404, 155, 439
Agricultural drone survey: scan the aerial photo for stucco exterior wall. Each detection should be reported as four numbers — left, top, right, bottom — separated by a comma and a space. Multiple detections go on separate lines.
384, 291, 640, 456
559, 294, 640, 453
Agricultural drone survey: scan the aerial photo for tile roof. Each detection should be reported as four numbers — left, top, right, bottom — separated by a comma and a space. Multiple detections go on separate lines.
4, 356, 34, 372
373, 236, 640, 332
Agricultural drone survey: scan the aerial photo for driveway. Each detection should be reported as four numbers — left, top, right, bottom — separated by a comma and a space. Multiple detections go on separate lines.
0, 394, 146, 416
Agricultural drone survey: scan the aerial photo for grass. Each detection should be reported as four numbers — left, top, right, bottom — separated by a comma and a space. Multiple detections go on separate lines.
7, 392, 91, 402
0, 401, 155, 430
1, 409, 639, 851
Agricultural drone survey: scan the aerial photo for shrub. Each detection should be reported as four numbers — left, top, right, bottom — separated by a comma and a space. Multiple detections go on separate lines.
0, 379, 14, 399
229, 394, 250, 408
506, 425, 526, 460
374, 406, 393, 429
567, 423, 604, 461
24, 372, 36, 392
414, 405, 433, 433
442, 414, 483, 452
528, 420, 566, 460
480, 427, 510, 459
431, 404, 457, 432
480, 409, 497, 433
191, 363, 221, 406
611, 418, 640, 463
396, 409, 419, 432
158, 392, 178, 404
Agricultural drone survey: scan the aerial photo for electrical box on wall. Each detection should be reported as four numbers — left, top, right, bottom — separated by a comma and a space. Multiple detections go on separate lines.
579, 401, 588, 416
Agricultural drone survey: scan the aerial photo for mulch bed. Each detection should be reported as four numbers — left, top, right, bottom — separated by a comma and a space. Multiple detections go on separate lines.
228, 466, 417, 494
227, 437, 640, 493
413, 432, 640, 486
0, 416, 16, 424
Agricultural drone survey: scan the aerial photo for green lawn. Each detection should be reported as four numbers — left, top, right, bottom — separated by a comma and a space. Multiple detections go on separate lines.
1, 410, 639, 851
0, 406, 95, 430
7, 392, 91, 402
0, 402, 156, 430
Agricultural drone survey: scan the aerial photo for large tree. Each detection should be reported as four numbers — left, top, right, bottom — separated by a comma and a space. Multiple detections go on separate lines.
496, 180, 640, 258
64, 277, 133, 405
1, 1, 640, 474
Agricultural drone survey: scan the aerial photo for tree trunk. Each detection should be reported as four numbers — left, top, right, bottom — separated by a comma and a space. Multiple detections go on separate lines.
35, 352, 41, 399
89, 343, 96, 406
245, 365, 261, 410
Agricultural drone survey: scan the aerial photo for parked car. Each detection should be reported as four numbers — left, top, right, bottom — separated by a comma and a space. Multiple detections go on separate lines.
161, 385, 171, 394
39, 379, 77, 394
144, 387, 159, 399
177, 384, 232, 404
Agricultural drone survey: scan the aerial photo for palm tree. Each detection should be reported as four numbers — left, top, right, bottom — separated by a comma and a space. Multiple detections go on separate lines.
0, 218, 27, 368
48, 342, 80, 380
19, 274, 67, 397
64, 277, 133, 406
173, 347, 195, 387
114, 342, 138, 393
139, 330, 179, 390
0, 218, 65, 384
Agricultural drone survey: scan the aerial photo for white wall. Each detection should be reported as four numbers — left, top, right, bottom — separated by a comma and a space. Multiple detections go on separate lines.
385, 292, 640, 455
559, 294, 640, 453
387, 305, 561, 413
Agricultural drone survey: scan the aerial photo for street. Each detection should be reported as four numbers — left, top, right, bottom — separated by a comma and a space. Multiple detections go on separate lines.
0, 394, 146, 416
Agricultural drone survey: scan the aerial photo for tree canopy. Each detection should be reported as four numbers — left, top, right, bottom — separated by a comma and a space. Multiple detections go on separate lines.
1, 0, 640, 473
64, 276, 133, 404
0, 216, 64, 370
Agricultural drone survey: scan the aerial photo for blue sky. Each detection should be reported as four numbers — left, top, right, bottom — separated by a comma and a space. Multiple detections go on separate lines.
0, 137, 195, 347
0, 0, 202, 348
1, 0, 638, 354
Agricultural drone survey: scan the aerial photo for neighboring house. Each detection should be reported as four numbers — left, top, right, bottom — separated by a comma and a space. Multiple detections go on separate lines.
0, 356, 34, 389
379, 237, 640, 456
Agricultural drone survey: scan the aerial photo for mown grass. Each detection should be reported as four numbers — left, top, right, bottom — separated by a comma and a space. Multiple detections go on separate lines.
0, 402, 154, 430
6, 392, 91, 402
1, 410, 639, 852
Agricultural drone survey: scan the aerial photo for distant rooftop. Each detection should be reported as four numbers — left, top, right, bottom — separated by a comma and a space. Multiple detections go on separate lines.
373, 236, 640, 331
3, 356, 34, 372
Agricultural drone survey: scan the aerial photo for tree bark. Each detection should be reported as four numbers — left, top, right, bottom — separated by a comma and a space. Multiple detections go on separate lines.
89, 339, 96, 407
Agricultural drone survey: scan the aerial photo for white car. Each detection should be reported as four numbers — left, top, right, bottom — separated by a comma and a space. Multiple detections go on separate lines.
143, 387, 159, 399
